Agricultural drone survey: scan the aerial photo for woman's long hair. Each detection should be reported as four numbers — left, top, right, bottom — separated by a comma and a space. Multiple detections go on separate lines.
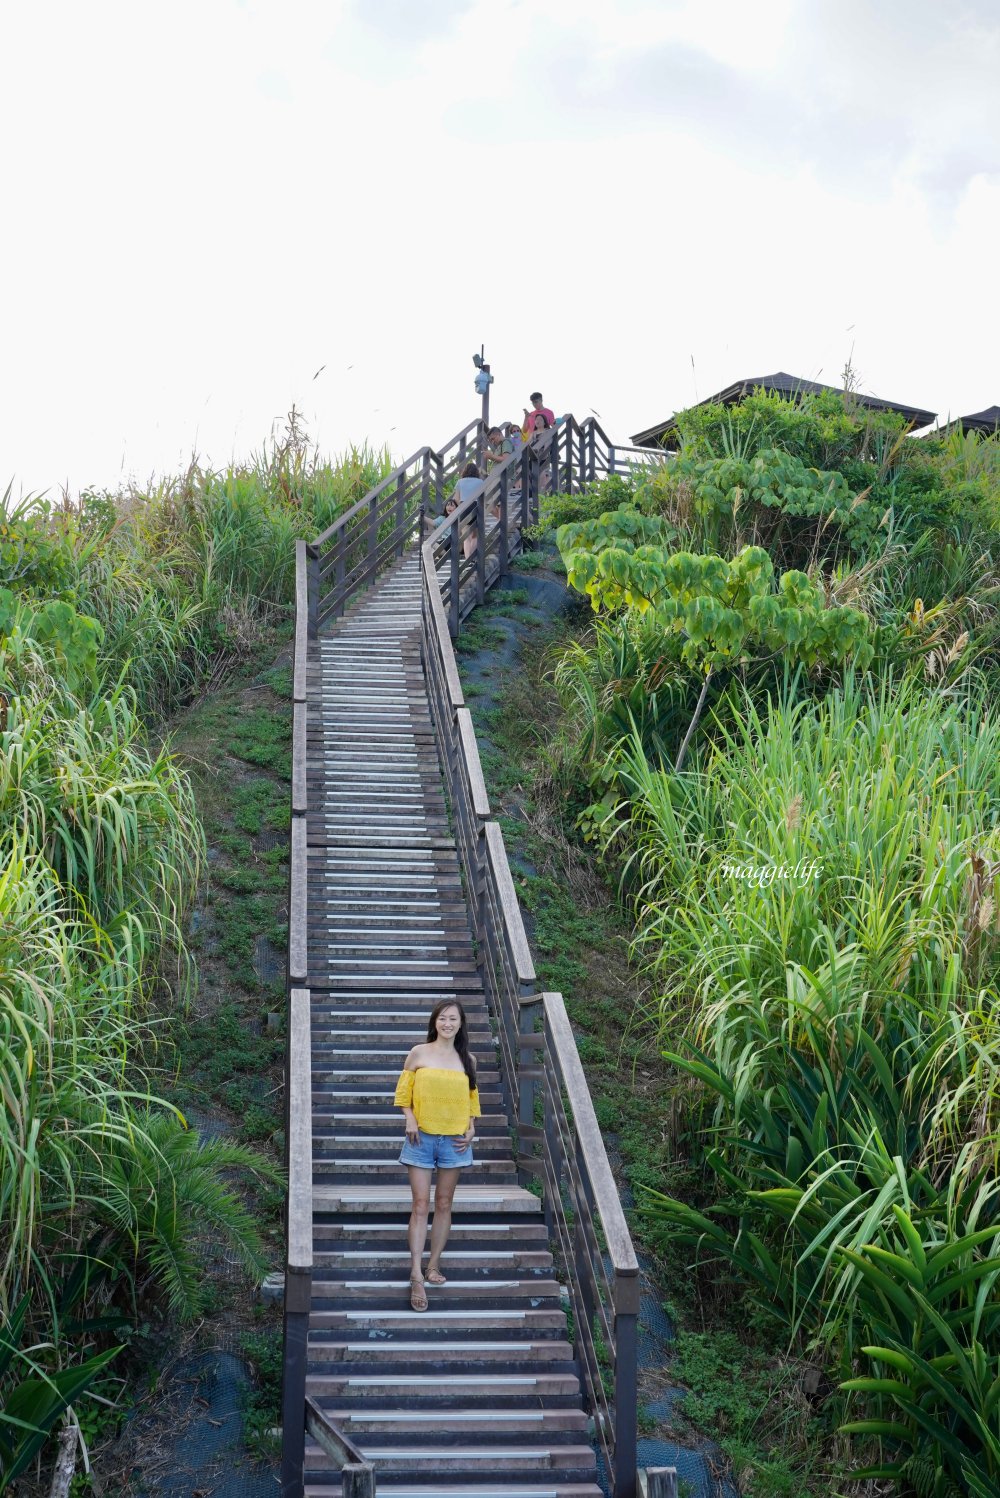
426, 999, 478, 1090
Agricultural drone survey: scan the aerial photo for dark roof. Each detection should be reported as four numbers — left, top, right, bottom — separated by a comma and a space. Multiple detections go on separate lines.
937, 404, 1000, 437
631, 371, 938, 449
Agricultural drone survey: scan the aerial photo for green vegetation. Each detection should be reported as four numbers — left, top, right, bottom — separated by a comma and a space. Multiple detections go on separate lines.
0, 415, 388, 1485
542, 392, 1000, 1494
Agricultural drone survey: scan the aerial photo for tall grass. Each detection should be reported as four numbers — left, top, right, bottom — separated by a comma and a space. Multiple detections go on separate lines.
617, 673, 1000, 1041
609, 676, 1000, 1488
0, 420, 389, 1471
57, 431, 393, 716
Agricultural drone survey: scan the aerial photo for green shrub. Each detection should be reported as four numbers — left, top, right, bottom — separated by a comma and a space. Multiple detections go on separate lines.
532, 473, 640, 535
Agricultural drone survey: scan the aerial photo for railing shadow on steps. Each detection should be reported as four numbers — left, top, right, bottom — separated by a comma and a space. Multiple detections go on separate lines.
282, 414, 671, 1498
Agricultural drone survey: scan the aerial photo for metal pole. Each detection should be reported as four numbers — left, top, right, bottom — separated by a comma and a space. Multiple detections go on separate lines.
481, 368, 490, 435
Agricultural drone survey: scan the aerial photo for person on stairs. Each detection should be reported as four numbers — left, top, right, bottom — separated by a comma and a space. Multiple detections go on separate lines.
393, 999, 481, 1312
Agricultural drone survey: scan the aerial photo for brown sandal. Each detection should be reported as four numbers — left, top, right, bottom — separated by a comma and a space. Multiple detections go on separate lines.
426, 1267, 447, 1285
409, 1276, 428, 1312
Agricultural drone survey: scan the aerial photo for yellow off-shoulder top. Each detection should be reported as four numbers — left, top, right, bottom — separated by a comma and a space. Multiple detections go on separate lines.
393, 1066, 482, 1135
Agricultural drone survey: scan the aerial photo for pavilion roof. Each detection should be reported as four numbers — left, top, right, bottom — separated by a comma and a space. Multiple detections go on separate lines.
631, 371, 937, 449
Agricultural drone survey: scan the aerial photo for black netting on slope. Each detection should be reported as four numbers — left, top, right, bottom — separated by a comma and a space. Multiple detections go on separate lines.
129, 1351, 277, 1498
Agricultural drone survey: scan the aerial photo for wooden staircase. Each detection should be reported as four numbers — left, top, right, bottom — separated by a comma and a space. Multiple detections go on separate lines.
301, 553, 604, 1497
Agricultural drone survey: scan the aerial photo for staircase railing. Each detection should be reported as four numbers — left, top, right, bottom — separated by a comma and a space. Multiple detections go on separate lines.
420, 416, 652, 1498
284, 412, 666, 1498
306, 418, 484, 634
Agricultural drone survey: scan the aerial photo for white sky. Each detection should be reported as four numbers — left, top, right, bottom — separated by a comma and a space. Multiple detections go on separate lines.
2, 0, 999, 496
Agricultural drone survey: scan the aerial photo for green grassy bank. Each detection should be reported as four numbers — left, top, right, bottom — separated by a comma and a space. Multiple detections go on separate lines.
0, 420, 390, 1490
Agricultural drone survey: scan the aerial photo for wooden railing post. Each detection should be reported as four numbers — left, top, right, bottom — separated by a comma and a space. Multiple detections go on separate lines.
367, 492, 379, 586
517, 992, 543, 1181
609, 444, 617, 475
614, 1271, 640, 1498
520, 446, 532, 530
395, 470, 407, 555
474, 487, 486, 607
281, 988, 313, 1498
332, 527, 347, 619
449, 522, 460, 638
587, 422, 597, 482
420, 450, 431, 535
647, 1470, 679, 1498
497, 467, 509, 578
342, 1468, 376, 1498
307, 546, 320, 638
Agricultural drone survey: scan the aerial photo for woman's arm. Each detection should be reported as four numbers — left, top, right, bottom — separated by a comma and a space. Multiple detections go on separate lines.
394, 1048, 421, 1143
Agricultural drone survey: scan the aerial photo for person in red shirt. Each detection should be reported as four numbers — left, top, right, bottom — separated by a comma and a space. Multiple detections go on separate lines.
522, 391, 556, 435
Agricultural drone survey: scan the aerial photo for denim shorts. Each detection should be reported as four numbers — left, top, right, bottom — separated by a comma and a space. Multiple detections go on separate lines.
398, 1127, 475, 1170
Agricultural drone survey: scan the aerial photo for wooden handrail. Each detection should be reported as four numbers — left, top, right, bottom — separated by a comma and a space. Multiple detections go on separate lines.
287, 408, 650, 1498
284, 543, 313, 1496
304, 1400, 376, 1497
305, 1397, 370, 1469
311, 444, 427, 550
417, 417, 642, 1498
309, 409, 667, 636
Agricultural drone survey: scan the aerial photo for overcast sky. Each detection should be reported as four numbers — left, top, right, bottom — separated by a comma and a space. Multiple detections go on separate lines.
3, 0, 999, 496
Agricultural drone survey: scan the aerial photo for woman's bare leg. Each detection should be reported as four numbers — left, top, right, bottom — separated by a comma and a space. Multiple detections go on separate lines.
407, 1165, 432, 1280
427, 1167, 459, 1280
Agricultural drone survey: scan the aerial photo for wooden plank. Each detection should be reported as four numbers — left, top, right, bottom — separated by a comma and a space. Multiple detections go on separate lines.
456, 708, 491, 820
289, 815, 308, 984
294, 540, 308, 701
288, 987, 313, 1275
421, 540, 465, 711
483, 823, 535, 986
542, 992, 639, 1291
292, 701, 307, 815
305, 1395, 369, 1470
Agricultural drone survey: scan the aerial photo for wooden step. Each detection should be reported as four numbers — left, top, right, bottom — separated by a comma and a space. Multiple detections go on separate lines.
306, 1338, 577, 1368
312, 1250, 553, 1274
303, 1443, 599, 1479
310, 1278, 563, 1308
312, 1164, 519, 1184
312, 1222, 550, 1249
307, 1309, 567, 1335
305, 1371, 580, 1403
314, 1408, 588, 1437
310, 1101, 503, 1118
313, 1185, 542, 1213
305, 1485, 603, 1498
313, 1134, 509, 1152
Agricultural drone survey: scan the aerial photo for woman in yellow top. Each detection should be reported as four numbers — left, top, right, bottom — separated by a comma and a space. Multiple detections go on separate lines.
393, 998, 481, 1312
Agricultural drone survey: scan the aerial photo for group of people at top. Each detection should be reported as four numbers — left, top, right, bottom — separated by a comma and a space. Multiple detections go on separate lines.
484, 390, 559, 467
432, 391, 562, 560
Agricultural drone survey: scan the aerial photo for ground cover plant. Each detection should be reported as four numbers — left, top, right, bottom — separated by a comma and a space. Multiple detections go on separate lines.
0, 415, 385, 1489
544, 396, 1000, 1495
